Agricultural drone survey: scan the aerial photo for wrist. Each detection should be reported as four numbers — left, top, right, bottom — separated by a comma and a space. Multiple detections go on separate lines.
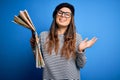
78, 48, 85, 52
79, 49, 85, 53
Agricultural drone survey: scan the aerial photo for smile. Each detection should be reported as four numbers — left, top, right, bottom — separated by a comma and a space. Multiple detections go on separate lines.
59, 18, 67, 23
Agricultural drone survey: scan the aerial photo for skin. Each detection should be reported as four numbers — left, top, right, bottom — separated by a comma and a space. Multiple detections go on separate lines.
56, 7, 72, 35
56, 7, 97, 52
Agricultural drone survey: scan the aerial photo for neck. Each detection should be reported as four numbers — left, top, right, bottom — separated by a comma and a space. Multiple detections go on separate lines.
57, 26, 67, 35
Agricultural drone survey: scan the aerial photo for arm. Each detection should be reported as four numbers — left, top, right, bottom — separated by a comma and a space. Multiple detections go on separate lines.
76, 51, 86, 69
75, 34, 86, 69
75, 33, 97, 69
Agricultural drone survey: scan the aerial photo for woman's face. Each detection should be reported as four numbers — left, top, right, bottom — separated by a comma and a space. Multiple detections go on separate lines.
56, 7, 72, 27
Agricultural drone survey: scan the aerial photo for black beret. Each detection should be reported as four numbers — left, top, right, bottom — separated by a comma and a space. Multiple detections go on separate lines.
53, 3, 75, 18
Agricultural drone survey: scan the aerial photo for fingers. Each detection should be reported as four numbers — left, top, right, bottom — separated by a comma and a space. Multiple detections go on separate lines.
83, 37, 97, 42
30, 30, 36, 47
30, 37, 35, 42
83, 38, 88, 42
91, 37, 98, 42
30, 37, 36, 47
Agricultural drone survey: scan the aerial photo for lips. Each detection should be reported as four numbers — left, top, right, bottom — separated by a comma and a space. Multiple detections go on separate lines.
59, 18, 67, 23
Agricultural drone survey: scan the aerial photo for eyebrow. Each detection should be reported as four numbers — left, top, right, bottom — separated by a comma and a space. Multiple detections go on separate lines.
59, 10, 71, 13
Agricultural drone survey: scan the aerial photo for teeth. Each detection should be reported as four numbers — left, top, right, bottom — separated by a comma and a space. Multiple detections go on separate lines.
59, 18, 66, 22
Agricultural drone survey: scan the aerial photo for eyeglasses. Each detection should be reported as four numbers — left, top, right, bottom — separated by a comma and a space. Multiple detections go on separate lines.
57, 10, 72, 18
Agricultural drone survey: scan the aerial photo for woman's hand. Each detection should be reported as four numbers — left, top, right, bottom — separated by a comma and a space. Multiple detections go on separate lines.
30, 30, 36, 48
78, 37, 97, 52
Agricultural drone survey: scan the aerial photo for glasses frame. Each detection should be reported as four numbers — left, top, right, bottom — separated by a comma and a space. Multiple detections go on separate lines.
57, 10, 72, 18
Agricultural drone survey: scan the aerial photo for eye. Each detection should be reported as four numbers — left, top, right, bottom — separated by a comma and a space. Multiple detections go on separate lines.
57, 10, 63, 15
57, 10, 71, 18
65, 12, 71, 16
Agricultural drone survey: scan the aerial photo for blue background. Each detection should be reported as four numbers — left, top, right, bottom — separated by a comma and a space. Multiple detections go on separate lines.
0, 0, 120, 80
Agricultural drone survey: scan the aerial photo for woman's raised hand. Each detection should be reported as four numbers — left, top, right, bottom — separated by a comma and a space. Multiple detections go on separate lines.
78, 37, 97, 52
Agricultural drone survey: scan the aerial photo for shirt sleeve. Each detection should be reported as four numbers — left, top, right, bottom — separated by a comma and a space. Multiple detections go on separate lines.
75, 33, 87, 69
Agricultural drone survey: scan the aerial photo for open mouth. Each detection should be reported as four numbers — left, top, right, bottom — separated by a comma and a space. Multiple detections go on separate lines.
59, 18, 67, 23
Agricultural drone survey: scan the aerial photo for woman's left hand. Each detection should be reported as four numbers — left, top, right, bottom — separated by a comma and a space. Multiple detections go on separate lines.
78, 37, 97, 52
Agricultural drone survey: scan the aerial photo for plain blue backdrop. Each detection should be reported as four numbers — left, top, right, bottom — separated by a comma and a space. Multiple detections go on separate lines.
0, 0, 120, 80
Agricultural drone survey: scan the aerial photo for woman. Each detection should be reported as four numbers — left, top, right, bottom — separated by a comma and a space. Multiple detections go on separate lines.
30, 3, 97, 80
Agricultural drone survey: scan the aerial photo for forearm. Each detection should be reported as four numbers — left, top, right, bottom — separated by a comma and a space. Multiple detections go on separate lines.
75, 50, 86, 69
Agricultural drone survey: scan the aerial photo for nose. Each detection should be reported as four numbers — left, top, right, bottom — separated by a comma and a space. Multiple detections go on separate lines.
61, 13, 66, 17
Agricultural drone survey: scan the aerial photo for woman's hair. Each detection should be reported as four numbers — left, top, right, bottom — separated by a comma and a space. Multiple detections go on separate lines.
45, 3, 76, 59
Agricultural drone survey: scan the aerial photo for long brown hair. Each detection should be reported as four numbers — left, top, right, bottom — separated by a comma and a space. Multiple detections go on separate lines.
45, 15, 76, 59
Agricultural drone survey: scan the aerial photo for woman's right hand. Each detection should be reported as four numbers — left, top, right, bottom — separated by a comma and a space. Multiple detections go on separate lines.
30, 30, 36, 48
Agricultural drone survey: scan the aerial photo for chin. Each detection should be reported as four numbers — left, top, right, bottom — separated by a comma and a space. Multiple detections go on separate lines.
58, 23, 68, 27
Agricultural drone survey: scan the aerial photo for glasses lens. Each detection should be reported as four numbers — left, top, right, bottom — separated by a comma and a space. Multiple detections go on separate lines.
57, 10, 71, 18
57, 10, 63, 16
65, 12, 71, 18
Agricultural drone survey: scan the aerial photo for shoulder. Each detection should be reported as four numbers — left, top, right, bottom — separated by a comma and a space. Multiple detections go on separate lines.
76, 33, 82, 39
76, 33, 83, 45
39, 31, 49, 43
39, 31, 49, 40
39, 31, 49, 37
40, 31, 49, 36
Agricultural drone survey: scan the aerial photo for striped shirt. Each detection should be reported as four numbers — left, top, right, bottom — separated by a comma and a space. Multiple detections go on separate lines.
39, 31, 86, 80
